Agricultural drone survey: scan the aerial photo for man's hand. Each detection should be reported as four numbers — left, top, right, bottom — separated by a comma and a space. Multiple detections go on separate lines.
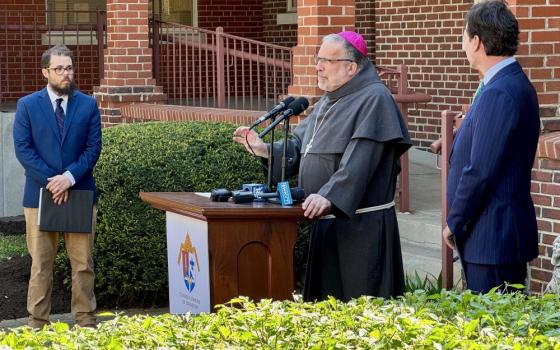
233, 126, 268, 158
442, 225, 455, 250
52, 190, 69, 205
302, 194, 331, 219
46, 175, 72, 198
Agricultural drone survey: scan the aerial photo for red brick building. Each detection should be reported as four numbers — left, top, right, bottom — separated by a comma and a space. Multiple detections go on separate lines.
1, 0, 559, 293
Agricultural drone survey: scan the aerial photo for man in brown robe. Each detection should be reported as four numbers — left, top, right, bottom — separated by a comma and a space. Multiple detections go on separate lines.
233, 31, 411, 301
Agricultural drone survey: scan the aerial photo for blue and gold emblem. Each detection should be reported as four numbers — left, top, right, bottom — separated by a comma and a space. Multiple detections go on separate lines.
177, 233, 200, 292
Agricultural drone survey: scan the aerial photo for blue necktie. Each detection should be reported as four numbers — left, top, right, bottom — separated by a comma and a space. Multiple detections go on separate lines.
55, 98, 65, 135
472, 81, 485, 103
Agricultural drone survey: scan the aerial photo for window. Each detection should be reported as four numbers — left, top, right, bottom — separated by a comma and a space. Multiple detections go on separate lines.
151, 0, 197, 26
46, 0, 105, 26
287, 0, 297, 12
44, 0, 105, 45
278, 0, 297, 25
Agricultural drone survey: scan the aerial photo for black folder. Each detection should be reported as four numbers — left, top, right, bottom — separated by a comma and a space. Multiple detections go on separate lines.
38, 188, 94, 233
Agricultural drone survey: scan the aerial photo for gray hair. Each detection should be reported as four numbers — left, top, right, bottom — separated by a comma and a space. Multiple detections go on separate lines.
41, 44, 74, 68
322, 34, 369, 71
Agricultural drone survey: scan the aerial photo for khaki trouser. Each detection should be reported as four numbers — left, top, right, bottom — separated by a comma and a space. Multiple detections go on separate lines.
24, 207, 97, 328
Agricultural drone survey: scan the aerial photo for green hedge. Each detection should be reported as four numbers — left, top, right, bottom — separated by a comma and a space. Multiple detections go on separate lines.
65, 121, 269, 306
2, 291, 560, 349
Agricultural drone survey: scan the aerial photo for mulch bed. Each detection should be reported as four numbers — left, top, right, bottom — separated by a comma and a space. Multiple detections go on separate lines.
0, 255, 71, 321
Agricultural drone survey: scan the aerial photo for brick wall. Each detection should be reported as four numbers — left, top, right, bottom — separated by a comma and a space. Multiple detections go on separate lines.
375, 0, 560, 149
120, 103, 263, 125
375, 1, 476, 149
0, 5, 101, 101
510, 1, 560, 107
198, 0, 263, 41
263, 0, 297, 47
355, 0, 376, 60
531, 132, 560, 294
289, 0, 356, 98
0, 0, 43, 12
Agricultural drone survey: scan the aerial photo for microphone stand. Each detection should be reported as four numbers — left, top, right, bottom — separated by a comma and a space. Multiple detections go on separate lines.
281, 116, 291, 182
266, 116, 275, 191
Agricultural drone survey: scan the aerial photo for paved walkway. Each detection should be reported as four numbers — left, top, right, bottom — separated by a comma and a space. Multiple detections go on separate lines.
0, 307, 169, 330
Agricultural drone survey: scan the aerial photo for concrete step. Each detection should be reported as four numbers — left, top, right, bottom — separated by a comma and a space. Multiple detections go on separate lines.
397, 148, 463, 286
398, 147, 442, 247
397, 210, 441, 247
401, 238, 462, 285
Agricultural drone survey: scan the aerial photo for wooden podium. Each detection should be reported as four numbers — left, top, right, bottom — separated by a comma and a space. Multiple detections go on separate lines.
140, 192, 304, 313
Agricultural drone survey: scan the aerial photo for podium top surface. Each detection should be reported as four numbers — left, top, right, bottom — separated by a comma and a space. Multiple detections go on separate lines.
140, 192, 306, 221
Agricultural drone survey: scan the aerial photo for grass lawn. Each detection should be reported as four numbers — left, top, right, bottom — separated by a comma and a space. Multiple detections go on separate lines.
0, 235, 27, 261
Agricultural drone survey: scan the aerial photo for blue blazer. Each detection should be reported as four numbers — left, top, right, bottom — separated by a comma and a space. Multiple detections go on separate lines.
447, 61, 540, 265
13, 88, 102, 208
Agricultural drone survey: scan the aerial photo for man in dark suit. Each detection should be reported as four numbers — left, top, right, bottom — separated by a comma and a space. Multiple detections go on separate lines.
13, 45, 102, 328
443, 0, 540, 294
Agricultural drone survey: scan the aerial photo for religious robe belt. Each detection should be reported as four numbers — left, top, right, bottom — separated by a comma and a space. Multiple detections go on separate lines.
319, 200, 395, 220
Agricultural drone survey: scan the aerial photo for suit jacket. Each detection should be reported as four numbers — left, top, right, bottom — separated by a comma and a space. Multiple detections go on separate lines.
447, 61, 540, 264
13, 87, 102, 208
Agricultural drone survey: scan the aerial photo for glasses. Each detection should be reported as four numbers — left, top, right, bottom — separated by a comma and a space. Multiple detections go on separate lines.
314, 54, 354, 65
46, 65, 74, 75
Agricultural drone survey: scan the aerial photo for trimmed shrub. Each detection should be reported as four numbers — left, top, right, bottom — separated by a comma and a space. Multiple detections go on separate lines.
2, 291, 560, 349
70, 121, 267, 306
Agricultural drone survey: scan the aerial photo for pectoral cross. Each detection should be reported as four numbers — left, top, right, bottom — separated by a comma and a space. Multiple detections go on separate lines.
304, 143, 312, 157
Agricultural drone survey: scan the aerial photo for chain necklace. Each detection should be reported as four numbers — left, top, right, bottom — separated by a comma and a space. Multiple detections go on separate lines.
304, 98, 341, 157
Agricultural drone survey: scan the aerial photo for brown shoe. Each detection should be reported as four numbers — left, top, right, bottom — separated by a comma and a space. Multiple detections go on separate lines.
28, 317, 49, 329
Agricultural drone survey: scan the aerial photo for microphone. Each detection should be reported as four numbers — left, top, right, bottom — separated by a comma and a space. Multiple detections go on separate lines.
232, 187, 305, 204
250, 96, 295, 129
258, 97, 309, 139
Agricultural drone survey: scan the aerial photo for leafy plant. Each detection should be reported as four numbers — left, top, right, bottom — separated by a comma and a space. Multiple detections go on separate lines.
2, 291, 560, 349
405, 270, 443, 294
404, 270, 464, 295
0, 235, 27, 261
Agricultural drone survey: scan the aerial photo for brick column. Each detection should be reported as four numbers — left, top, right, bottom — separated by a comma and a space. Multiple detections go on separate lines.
288, 0, 356, 100
510, 0, 560, 294
94, 0, 166, 127
509, 1, 560, 107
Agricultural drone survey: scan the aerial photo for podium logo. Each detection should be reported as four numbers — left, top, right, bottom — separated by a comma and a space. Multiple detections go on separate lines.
177, 233, 200, 293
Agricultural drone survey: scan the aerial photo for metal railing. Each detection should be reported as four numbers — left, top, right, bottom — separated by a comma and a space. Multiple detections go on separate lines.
151, 21, 293, 111
378, 65, 432, 213
0, 10, 106, 101
430, 110, 463, 289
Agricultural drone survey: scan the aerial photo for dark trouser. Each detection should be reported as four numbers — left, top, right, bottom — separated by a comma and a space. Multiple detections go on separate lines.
462, 261, 527, 294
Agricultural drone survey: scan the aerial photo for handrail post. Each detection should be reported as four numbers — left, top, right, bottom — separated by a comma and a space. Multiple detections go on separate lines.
441, 110, 459, 289
215, 27, 226, 108
96, 9, 105, 80
398, 64, 410, 213
152, 18, 160, 82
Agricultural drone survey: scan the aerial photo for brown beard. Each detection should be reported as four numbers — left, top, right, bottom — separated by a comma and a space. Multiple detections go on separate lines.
50, 80, 76, 96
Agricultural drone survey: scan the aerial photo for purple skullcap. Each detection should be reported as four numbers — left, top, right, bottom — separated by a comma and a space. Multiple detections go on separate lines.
337, 31, 368, 57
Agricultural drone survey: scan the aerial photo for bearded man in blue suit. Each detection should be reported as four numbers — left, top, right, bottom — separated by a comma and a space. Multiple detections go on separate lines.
442, 1, 540, 293
13, 45, 101, 328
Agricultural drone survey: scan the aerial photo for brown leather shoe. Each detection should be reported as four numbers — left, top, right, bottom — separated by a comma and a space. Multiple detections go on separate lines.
28, 316, 49, 329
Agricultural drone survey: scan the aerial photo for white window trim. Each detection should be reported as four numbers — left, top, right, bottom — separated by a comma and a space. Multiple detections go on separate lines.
42, 31, 100, 46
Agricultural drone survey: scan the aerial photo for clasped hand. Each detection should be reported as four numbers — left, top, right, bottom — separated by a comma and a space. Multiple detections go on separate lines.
46, 175, 71, 205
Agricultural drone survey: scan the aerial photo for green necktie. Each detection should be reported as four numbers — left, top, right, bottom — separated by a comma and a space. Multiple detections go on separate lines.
472, 80, 485, 103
